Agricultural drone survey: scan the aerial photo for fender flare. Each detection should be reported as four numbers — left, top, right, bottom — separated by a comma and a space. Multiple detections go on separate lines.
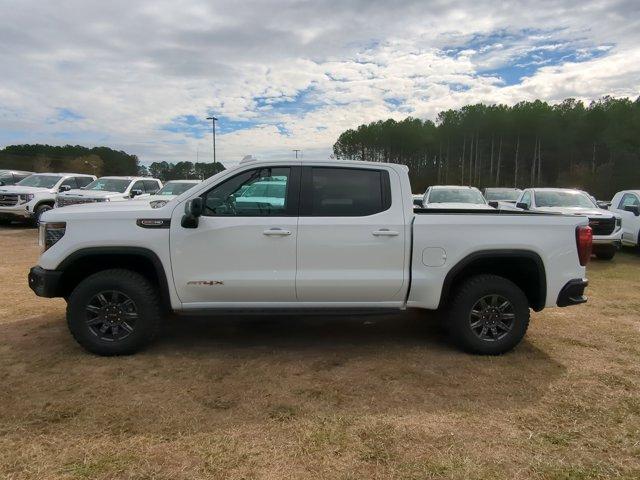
438, 249, 547, 311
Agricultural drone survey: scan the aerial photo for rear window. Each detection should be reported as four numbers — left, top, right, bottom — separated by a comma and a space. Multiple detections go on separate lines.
307, 167, 390, 216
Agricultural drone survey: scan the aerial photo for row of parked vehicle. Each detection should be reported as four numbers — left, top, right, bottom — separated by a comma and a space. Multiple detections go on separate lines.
412, 185, 640, 261
0, 169, 201, 225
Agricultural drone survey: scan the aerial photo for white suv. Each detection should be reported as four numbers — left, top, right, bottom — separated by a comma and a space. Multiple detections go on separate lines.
56, 176, 162, 207
0, 172, 96, 225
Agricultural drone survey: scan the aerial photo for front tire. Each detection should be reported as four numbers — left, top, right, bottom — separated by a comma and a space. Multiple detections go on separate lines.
67, 269, 162, 355
594, 245, 616, 260
33, 204, 53, 226
448, 274, 530, 355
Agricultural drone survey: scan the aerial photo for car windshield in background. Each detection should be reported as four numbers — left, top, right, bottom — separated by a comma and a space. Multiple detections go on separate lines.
429, 189, 485, 204
0, 173, 13, 183
485, 189, 521, 201
156, 182, 196, 196
84, 179, 131, 193
535, 191, 596, 208
16, 174, 62, 188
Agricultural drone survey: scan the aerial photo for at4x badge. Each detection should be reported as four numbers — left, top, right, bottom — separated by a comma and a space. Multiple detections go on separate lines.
187, 280, 224, 286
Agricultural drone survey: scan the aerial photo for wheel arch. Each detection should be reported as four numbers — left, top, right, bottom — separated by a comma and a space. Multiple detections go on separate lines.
438, 249, 547, 311
57, 247, 171, 311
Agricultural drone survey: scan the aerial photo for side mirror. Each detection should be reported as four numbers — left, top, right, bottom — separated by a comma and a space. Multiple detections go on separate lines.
130, 189, 143, 197
488, 200, 499, 209
59, 185, 71, 192
516, 202, 529, 210
181, 197, 204, 228
624, 205, 640, 216
0, 181, 5, 186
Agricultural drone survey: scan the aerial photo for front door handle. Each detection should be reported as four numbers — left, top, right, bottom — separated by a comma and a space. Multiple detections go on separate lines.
263, 227, 292, 236
372, 229, 399, 236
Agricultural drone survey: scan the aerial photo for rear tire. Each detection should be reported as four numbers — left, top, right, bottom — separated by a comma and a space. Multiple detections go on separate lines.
67, 269, 162, 355
448, 274, 530, 355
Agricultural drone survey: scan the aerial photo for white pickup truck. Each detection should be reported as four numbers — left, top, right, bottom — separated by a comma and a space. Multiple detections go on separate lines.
29, 160, 591, 356
56, 176, 163, 207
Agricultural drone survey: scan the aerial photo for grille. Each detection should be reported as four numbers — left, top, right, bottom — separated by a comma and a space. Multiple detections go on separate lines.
0, 194, 19, 207
57, 196, 97, 207
588, 216, 616, 236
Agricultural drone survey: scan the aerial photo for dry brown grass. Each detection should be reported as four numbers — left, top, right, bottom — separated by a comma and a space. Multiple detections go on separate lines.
1, 225, 639, 479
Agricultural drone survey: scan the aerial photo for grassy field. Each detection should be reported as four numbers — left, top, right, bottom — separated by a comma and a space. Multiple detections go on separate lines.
0, 225, 639, 480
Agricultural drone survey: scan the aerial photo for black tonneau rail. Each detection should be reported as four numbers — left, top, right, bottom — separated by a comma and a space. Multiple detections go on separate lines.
414, 208, 563, 215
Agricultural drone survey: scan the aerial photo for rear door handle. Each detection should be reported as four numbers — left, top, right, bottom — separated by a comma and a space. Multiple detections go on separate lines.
372, 229, 399, 236
263, 227, 292, 236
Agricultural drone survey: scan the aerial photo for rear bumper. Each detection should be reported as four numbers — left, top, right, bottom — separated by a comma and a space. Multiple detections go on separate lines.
28, 266, 63, 298
556, 278, 588, 307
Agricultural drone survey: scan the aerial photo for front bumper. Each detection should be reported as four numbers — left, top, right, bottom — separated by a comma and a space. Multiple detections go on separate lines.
28, 266, 63, 298
557, 278, 588, 307
0, 203, 33, 219
592, 229, 622, 247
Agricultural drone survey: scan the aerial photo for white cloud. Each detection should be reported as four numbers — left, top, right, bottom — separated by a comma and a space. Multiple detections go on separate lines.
0, 0, 639, 166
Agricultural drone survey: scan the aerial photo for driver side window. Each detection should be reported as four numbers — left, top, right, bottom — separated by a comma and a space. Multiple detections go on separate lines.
202, 167, 291, 216
619, 193, 639, 209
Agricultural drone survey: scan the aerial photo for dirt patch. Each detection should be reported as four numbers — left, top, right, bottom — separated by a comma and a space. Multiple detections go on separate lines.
1, 227, 639, 479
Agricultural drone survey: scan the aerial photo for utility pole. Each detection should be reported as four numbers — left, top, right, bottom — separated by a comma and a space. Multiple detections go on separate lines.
206, 116, 218, 163
293, 149, 301, 159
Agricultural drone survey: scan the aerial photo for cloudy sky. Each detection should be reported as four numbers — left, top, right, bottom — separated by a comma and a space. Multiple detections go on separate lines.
1, 0, 639, 167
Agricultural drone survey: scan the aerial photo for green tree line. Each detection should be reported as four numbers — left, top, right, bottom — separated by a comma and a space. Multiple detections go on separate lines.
333, 96, 640, 199
143, 161, 225, 182
0, 144, 140, 177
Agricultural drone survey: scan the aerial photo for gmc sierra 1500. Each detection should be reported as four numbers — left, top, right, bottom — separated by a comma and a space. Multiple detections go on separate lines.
29, 159, 591, 356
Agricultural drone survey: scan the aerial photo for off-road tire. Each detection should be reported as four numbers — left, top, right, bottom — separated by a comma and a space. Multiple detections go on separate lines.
448, 274, 530, 355
67, 269, 162, 355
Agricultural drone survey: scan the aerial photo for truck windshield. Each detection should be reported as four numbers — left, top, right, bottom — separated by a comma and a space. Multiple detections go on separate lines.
485, 189, 521, 201
17, 174, 62, 188
83, 179, 131, 193
535, 191, 596, 208
156, 182, 197, 196
429, 189, 485, 204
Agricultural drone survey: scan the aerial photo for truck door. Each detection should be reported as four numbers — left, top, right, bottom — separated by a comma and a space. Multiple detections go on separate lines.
296, 166, 406, 303
170, 166, 301, 306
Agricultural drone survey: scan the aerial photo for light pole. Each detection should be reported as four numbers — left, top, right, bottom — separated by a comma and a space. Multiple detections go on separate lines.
293, 149, 301, 159
206, 116, 218, 163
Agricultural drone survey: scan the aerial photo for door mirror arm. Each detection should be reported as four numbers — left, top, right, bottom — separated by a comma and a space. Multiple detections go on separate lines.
181, 197, 204, 228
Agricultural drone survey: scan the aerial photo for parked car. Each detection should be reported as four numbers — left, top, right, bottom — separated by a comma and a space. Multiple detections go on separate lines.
135, 180, 201, 208
0, 169, 34, 186
56, 176, 163, 207
423, 185, 495, 210
29, 159, 590, 356
610, 190, 640, 247
515, 188, 621, 260
0, 173, 96, 225
483, 188, 522, 208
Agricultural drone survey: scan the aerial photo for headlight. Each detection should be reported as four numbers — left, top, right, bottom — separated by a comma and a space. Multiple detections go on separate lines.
18, 193, 34, 204
38, 222, 66, 252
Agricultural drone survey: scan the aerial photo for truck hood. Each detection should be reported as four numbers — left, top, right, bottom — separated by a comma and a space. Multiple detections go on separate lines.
0, 185, 53, 195
425, 202, 494, 210
534, 206, 617, 218
42, 199, 166, 223
58, 189, 127, 199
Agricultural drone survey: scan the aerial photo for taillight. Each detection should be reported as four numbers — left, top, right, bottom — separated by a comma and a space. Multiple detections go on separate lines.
575, 225, 592, 266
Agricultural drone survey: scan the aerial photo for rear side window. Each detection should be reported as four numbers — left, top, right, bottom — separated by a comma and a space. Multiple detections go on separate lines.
303, 167, 391, 216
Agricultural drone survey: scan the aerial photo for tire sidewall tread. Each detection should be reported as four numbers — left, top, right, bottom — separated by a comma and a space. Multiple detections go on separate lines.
67, 269, 161, 356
